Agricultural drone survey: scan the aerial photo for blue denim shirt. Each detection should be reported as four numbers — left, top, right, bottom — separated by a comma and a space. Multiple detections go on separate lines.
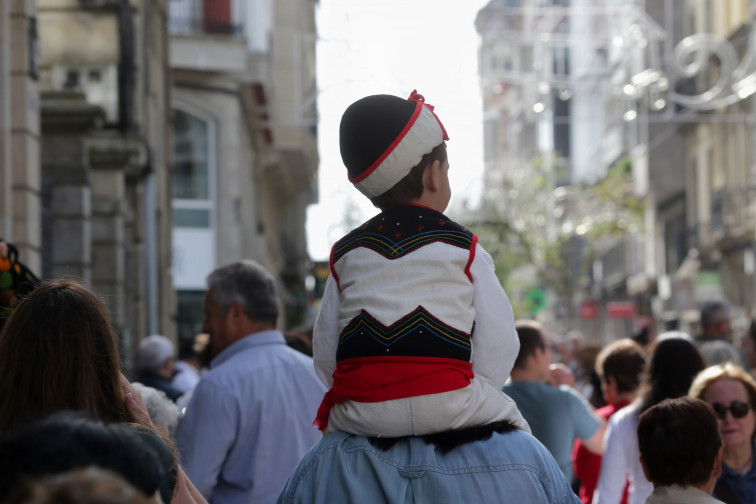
277, 429, 581, 504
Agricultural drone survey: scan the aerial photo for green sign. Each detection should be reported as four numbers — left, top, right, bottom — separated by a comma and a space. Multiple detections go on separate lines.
525, 288, 547, 314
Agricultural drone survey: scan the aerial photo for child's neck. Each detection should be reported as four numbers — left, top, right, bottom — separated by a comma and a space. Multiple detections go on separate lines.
410, 194, 447, 214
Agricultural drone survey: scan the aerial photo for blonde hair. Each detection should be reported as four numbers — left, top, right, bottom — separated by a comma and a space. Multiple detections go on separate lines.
689, 362, 756, 409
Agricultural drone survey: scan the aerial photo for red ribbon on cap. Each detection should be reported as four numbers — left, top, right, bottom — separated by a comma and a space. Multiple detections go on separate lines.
408, 90, 449, 141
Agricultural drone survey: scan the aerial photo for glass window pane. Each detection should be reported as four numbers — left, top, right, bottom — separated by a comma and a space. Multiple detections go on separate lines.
173, 208, 210, 228
173, 109, 210, 200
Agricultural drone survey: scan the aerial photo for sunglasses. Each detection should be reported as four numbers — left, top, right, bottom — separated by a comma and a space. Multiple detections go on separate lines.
711, 401, 752, 420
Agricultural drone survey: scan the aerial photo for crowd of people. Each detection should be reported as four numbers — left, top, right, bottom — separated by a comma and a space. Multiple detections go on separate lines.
0, 90, 755, 504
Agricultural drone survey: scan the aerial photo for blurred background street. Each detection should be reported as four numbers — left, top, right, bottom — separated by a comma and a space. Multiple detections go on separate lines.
2, 0, 756, 362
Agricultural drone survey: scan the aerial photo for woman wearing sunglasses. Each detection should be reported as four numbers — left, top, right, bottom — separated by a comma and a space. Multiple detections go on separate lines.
690, 363, 756, 503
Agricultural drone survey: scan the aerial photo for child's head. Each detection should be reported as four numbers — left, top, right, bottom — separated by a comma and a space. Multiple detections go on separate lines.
637, 397, 722, 490
595, 338, 646, 405
340, 91, 449, 209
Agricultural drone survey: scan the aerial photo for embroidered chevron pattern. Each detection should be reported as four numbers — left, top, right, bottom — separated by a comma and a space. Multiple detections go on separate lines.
333, 229, 472, 262
336, 306, 472, 361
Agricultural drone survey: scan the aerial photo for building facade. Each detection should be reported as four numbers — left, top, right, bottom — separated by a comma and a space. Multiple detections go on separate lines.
476, 0, 642, 338
169, 0, 318, 340
672, 1, 755, 329
34, 0, 173, 365
0, 0, 319, 363
0, 0, 40, 270
476, 0, 756, 341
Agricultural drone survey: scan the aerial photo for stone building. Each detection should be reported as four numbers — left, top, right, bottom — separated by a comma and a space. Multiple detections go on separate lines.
168, 0, 318, 340
0, 0, 319, 362
475, 0, 641, 337
475, 0, 756, 340
667, 0, 756, 330
35, 0, 172, 364
0, 0, 40, 270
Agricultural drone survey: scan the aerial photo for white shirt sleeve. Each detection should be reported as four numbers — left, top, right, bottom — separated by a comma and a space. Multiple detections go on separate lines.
469, 243, 519, 387
312, 275, 340, 387
592, 409, 635, 504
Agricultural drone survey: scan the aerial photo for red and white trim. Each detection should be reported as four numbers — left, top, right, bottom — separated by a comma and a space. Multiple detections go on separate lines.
349, 102, 445, 198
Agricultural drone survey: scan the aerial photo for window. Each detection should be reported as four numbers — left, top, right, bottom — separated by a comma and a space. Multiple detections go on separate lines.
172, 109, 212, 228
171, 107, 216, 291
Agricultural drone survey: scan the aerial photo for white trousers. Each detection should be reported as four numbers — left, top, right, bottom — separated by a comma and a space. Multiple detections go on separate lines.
324, 375, 531, 437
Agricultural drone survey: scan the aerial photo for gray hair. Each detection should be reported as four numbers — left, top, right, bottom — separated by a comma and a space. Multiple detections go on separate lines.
137, 334, 174, 373
207, 260, 279, 323
700, 298, 731, 329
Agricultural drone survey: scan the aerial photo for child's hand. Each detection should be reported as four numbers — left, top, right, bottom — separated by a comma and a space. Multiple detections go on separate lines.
548, 363, 575, 388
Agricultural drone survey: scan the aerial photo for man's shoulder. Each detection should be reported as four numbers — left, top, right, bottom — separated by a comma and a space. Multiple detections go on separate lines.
279, 429, 578, 504
203, 340, 322, 395
506, 380, 571, 400
304, 426, 546, 461
215, 342, 314, 371
294, 427, 559, 477
506, 381, 595, 419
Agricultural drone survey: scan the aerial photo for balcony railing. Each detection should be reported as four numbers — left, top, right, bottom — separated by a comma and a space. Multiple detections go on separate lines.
169, 0, 245, 37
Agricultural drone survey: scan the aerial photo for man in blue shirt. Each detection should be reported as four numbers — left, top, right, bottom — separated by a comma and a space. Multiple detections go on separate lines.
503, 319, 605, 483
176, 260, 326, 504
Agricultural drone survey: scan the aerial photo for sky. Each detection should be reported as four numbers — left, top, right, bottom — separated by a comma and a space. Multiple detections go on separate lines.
307, 0, 492, 261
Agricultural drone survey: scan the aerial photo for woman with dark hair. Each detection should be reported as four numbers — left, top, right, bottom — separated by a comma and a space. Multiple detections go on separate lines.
0, 412, 165, 502
690, 363, 756, 503
0, 280, 205, 504
593, 332, 706, 504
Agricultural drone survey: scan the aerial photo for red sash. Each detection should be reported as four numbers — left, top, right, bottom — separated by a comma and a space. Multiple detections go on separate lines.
314, 356, 473, 431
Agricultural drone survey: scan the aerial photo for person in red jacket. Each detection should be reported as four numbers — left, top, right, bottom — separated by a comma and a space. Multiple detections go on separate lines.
572, 338, 646, 504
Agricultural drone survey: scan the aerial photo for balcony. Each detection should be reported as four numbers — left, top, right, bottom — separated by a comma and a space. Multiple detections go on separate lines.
169, 0, 245, 37
169, 0, 249, 74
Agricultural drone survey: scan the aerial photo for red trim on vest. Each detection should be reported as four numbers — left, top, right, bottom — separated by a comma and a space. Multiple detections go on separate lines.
329, 241, 341, 291
465, 234, 478, 282
347, 101, 423, 184
313, 356, 473, 431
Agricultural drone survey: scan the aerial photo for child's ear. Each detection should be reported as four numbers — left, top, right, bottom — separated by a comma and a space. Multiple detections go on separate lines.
422, 160, 442, 192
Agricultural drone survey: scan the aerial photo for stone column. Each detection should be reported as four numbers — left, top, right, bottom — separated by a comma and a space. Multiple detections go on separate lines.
0, 1, 11, 237
88, 133, 139, 341
10, 0, 40, 270
40, 91, 103, 282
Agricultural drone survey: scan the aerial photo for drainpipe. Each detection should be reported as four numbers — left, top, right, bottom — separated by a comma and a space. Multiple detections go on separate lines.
77, 0, 160, 363
118, 0, 160, 334
137, 128, 158, 336
114, 0, 159, 335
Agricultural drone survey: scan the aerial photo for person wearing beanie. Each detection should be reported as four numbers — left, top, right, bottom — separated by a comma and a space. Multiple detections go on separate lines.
312, 90, 529, 437
136, 335, 183, 402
